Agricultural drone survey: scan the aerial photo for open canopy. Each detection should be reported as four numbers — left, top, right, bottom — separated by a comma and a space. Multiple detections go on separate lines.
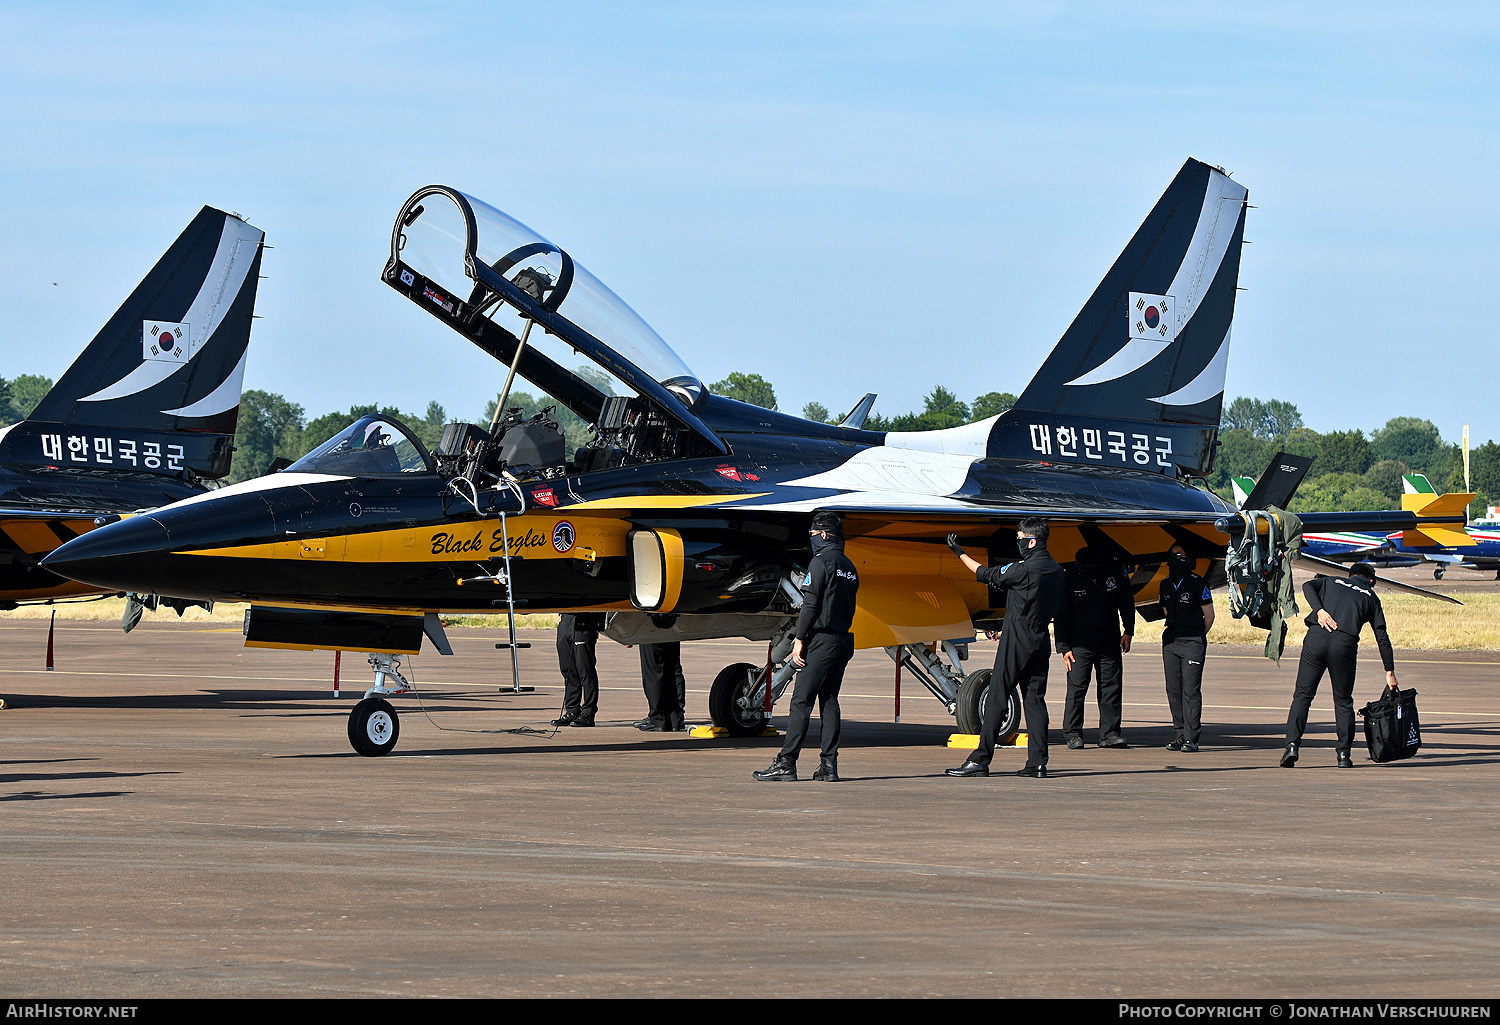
384, 187, 722, 453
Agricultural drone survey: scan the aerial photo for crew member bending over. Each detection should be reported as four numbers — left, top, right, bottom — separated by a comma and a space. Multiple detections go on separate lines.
1281, 562, 1399, 769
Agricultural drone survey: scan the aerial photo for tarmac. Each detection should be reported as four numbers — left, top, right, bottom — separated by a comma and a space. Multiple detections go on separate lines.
2, 596, 1499, 999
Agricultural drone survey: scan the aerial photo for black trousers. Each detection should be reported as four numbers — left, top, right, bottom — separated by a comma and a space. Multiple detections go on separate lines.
640, 642, 686, 728
1284, 628, 1360, 751
556, 614, 599, 717
779, 632, 854, 762
1063, 644, 1123, 740
1163, 635, 1206, 743
973, 646, 1050, 768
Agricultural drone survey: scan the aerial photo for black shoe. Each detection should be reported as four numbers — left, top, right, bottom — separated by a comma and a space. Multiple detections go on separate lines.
1099, 735, 1129, 749
637, 719, 668, 732
1280, 743, 1299, 768
632, 717, 654, 729
551, 711, 579, 727
1166, 737, 1187, 751
1337, 749, 1353, 768
567, 716, 595, 728
812, 759, 839, 782
1015, 764, 1049, 778
666, 720, 687, 732
945, 760, 990, 777
1066, 735, 1085, 750
753, 758, 797, 782
1181, 742, 1200, 753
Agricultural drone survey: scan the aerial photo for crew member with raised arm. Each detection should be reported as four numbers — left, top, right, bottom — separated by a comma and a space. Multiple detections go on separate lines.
946, 518, 1066, 779
753, 511, 859, 782
1281, 562, 1399, 768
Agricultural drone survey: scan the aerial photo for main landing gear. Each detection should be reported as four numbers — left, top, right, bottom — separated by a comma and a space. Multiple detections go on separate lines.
886, 642, 1020, 744
347, 653, 410, 756
708, 622, 798, 737
703, 631, 1022, 745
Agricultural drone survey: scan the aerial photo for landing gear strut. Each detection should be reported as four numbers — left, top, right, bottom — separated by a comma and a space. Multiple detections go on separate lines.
708, 619, 797, 736
346, 653, 411, 756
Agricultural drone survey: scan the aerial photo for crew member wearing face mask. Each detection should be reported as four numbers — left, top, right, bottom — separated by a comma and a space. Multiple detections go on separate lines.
1159, 543, 1214, 752
754, 510, 860, 782
945, 517, 1066, 779
1280, 562, 1400, 769
1055, 546, 1136, 749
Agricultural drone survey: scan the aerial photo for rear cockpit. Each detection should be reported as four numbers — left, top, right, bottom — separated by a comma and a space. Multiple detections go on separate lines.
382, 187, 728, 493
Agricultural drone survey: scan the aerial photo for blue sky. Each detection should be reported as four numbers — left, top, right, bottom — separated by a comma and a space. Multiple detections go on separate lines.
2, 2, 1497, 450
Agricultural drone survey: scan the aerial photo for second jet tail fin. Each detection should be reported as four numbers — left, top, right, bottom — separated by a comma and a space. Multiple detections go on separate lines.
0, 207, 265, 480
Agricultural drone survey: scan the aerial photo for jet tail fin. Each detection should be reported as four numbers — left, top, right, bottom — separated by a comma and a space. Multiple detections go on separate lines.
1231, 476, 1256, 509
1, 207, 265, 479
838, 393, 877, 430
1402, 473, 1437, 495
985, 158, 1248, 477
1240, 453, 1314, 511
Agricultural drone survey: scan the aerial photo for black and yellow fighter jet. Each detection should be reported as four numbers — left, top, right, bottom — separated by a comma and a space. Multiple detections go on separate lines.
44, 161, 1463, 754
1, 206, 265, 609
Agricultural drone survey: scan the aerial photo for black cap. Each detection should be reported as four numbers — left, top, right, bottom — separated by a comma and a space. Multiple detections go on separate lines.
810, 510, 843, 536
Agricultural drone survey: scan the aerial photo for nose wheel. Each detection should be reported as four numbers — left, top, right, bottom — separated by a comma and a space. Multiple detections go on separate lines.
349, 697, 400, 756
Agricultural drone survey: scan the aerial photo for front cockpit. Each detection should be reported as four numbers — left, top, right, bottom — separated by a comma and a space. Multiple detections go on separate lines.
286, 415, 435, 477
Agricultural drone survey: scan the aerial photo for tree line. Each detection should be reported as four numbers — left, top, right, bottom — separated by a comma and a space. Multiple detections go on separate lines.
4, 368, 1496, 514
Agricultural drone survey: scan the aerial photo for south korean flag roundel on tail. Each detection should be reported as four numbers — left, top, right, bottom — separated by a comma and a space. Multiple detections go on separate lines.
1128, 293, 1177, 343
143, 320, 192, 363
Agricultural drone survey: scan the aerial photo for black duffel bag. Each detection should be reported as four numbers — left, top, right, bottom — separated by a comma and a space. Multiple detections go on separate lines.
1359, 684, 1421, 763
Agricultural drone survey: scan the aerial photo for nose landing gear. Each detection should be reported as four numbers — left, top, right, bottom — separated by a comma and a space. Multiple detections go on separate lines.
347, 653, 411, 756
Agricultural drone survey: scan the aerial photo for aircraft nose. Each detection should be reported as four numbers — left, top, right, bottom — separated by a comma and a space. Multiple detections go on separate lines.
42, 514, 175, 593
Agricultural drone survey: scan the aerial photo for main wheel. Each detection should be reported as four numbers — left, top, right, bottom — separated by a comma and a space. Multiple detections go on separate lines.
708, 662, 770, 737
955, 668, 1021, 745
348, 697, 400, 756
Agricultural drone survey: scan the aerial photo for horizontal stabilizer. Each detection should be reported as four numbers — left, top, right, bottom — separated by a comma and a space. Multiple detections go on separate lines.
1402, 526, 1477, 549
1293, 550, 1462, 604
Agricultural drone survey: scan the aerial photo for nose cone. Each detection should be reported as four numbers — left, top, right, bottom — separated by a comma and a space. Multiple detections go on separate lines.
42, 514, 176, 595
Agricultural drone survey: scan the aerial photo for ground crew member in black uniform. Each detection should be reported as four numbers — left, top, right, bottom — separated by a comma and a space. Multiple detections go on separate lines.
551, 612, 602, 727
1055, 546, 1135, 749
1281, 562, 1399, 768
1160, 543, 1214, 752
946, 517, 1066, 779
638, 640, 688, 732
754, 511, 859, 782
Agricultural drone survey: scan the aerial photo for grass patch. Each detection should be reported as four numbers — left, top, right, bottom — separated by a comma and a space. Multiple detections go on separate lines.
17, 594, 1496, 651
1134, 592, 1500, 651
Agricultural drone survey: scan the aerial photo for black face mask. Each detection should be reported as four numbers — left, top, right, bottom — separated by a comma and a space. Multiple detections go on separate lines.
1016, 535, 1035, 559
811, 533, 838, 555
1168, 553, 1190, 577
